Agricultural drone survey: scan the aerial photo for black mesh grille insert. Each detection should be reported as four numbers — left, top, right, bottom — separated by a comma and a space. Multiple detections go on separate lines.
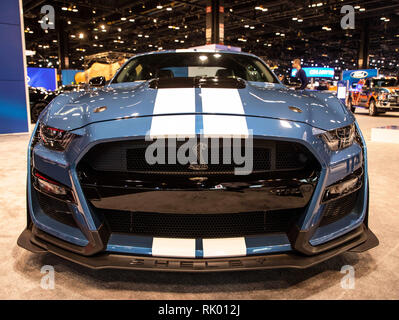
101, 209, 302, 238
81, 139, 312, 175
276, 141, 306, 169
319, 191, 359, 226
36, 191, 77, 227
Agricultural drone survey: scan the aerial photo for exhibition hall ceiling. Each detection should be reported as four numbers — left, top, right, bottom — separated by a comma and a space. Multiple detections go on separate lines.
23, 0, 399, 74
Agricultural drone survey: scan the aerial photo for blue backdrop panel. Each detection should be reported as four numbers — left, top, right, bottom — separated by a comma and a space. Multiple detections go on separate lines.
0, 1, 20, 25
0, 81, 29, 134
28, 67, 57, 91
0, 23, 25, 81
342, 69, 378, 84
0, 0, 29, 134
61, 69, 83, 85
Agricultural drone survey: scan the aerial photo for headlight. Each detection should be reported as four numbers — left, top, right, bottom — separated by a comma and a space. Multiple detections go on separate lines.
321, 124, 355, 151
39, 124, 77, 151
33, 170, 76, 203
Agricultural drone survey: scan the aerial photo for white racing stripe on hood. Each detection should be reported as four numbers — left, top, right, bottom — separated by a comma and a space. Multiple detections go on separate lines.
202, 237, 247, 258
201, 88, 249, 138
152, 238, 196, 258
150, 88, 196, 138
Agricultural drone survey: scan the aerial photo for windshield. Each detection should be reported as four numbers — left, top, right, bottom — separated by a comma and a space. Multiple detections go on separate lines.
372, 78, 398, 87
112, 52, 278, 84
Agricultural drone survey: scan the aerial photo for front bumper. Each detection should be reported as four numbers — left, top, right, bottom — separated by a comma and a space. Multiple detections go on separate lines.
18, 223, 378, 271
19, 117, 378, 271
378, 97, 399, 110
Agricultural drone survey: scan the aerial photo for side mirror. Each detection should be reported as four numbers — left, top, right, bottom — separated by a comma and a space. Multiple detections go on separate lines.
89, 76, 106, 87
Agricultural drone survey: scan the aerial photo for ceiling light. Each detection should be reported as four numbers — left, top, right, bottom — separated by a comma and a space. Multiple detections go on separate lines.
121, 17, 127, 21
255, 6, 268, 12
359, 8, 365, 11
157, 5, 163, 9
199, 55, 208, 61
166, 7, 172, 11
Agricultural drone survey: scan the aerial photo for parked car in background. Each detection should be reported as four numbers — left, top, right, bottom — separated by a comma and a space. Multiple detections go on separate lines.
347, 77, 399, 116
28, 86, 57, 123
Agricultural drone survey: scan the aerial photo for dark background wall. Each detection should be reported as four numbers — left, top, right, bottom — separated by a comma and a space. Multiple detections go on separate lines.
0, 0, 29, 134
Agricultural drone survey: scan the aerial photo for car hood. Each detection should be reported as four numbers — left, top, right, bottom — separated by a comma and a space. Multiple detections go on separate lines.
42, 81, 353, 132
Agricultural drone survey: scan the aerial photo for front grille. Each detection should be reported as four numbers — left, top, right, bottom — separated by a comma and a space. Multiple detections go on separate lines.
101, 209, 302, 238
36, 191, 77, 227
80, 138, 313, 175
319, 191, 359, 226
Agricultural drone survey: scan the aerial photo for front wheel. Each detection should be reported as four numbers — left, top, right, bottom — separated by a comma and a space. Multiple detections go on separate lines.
368, 100, 378, 116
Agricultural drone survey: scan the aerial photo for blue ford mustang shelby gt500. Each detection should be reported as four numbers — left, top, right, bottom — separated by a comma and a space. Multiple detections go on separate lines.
18, 50, 378, 271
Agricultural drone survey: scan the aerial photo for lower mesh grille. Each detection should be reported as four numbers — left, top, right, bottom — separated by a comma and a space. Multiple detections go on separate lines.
101, 209, 302, 238
319, 191, 359, 226
36, 191, 77, 227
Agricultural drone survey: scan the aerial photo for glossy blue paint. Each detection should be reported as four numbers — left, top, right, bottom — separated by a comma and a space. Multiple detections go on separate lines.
106, 234, 153, 255
42, 80, 353, 133
245, 234, 292, 255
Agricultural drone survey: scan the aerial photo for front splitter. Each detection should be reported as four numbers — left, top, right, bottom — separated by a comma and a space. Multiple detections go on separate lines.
17, 224, 378, 272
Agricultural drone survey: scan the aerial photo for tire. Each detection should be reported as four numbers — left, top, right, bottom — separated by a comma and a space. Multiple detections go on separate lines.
368, 99, 378, 116
348, 99, 355, 113
30, 102, 47, 123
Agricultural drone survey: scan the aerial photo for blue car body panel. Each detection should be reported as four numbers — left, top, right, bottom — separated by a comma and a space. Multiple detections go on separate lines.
21, 50, 373, 268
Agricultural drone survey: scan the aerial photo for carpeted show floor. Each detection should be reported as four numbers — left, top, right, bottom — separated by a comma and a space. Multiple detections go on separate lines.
0, 109, 398, 299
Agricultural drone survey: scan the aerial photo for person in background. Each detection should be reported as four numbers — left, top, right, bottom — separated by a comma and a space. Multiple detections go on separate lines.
292, 59, 308, 90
